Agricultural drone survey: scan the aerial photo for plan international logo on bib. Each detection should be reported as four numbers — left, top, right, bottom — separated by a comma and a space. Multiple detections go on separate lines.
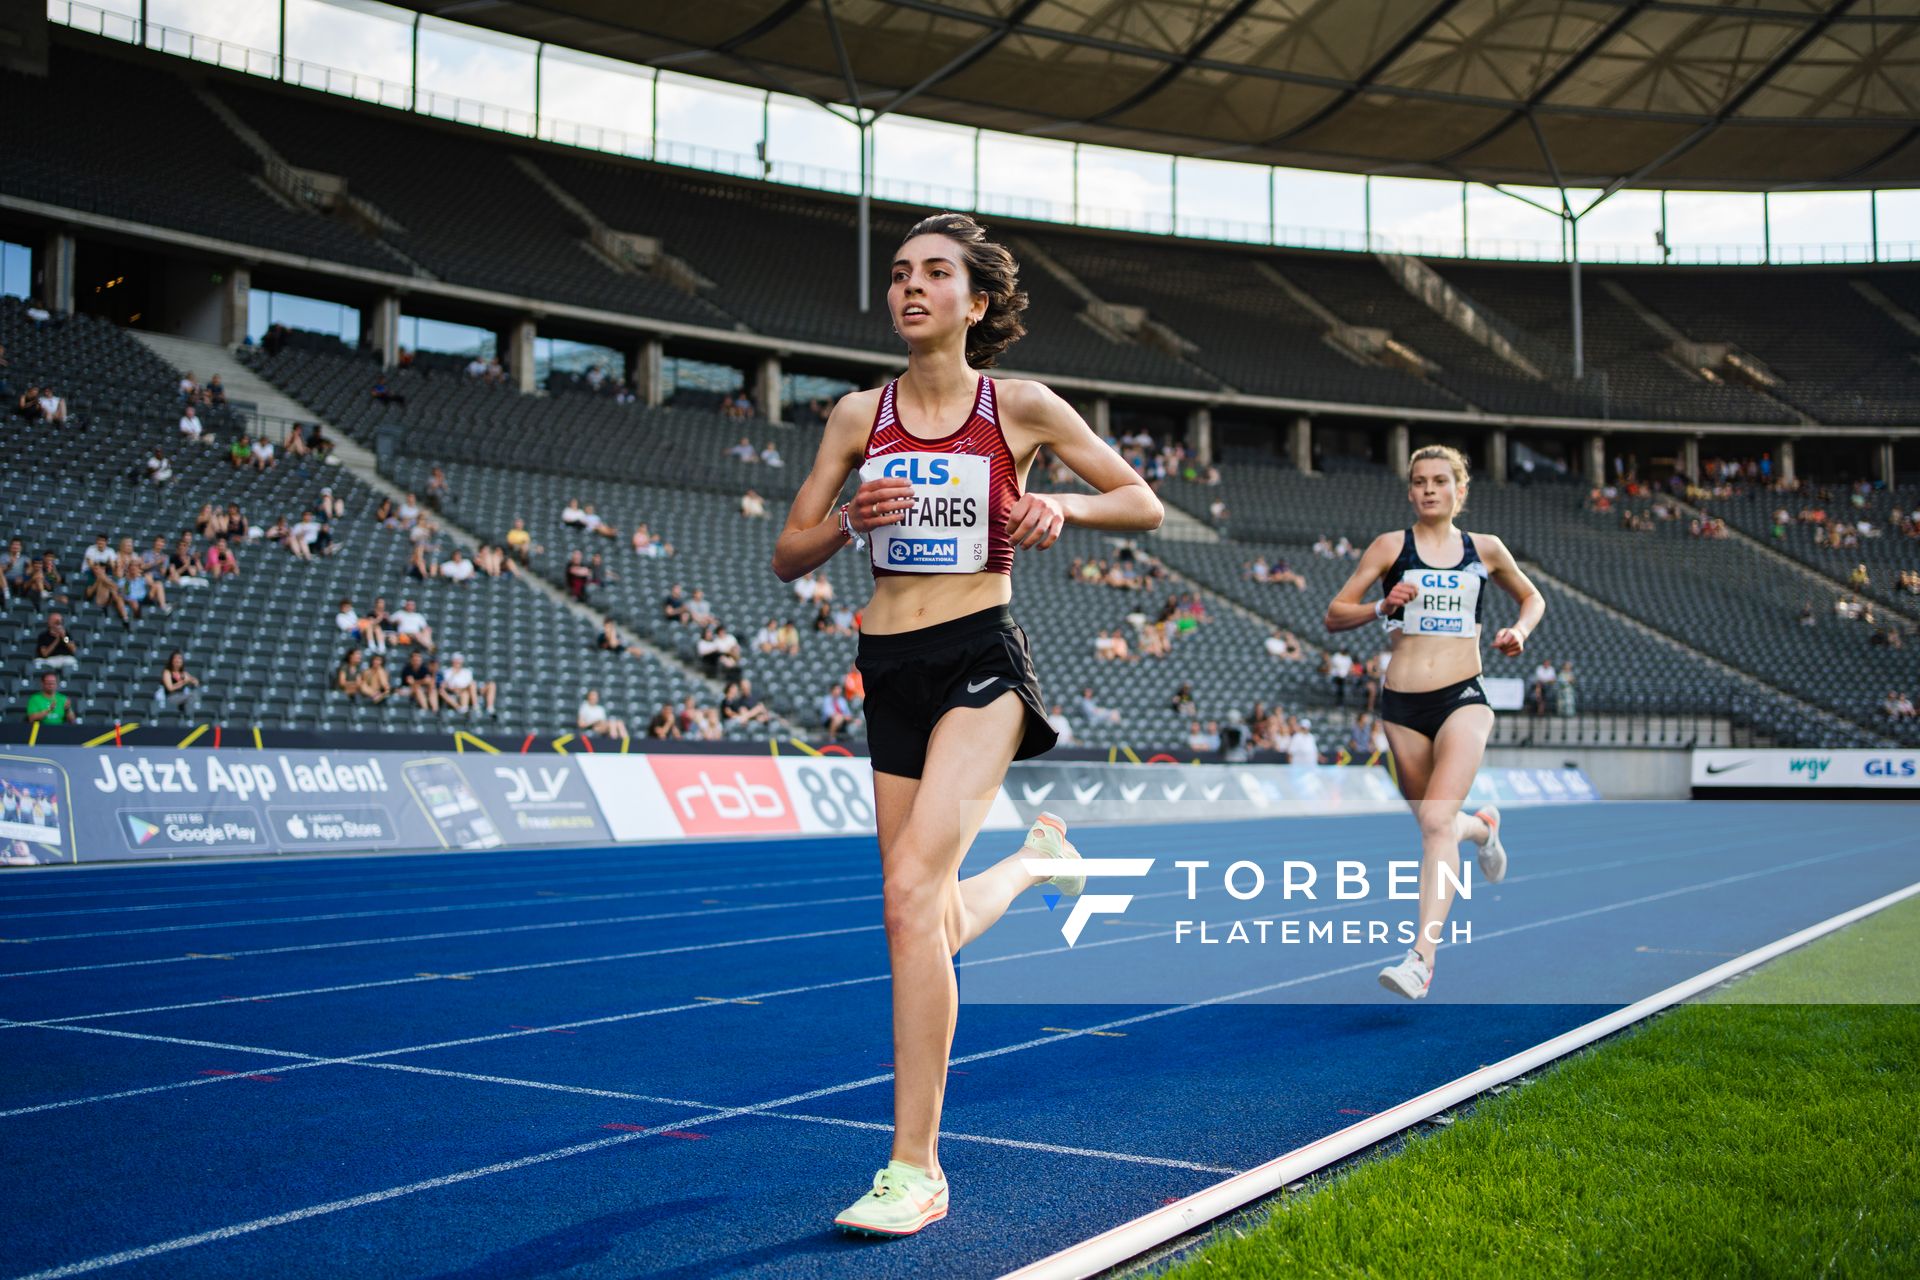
888, 538, 959, 567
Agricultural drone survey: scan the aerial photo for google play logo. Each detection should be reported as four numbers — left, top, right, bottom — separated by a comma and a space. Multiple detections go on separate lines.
125, 816, 161, 846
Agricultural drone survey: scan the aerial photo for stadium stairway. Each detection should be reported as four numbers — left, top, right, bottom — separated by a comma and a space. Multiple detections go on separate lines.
127, 333, 784, 735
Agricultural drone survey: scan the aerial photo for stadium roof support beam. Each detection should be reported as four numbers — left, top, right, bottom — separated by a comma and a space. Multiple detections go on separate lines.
820, 0, 872, 314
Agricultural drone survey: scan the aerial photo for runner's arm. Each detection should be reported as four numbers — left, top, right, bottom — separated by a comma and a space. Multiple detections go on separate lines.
1324, 533, 1403, 633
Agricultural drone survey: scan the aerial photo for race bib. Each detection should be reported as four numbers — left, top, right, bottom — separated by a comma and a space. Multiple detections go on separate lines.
1397, 565, 1485, 638
861, 451, 990, 574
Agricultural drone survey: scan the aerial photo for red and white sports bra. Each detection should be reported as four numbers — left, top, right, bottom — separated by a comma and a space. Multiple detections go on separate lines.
862, 375, 1019, 577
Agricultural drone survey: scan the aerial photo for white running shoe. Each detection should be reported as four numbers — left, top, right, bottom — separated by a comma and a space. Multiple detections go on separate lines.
1474, 805, 1507, 885
1023, 812, 1083, 896
1378, 949, 1434, 1000
834, 1159, 949, 1237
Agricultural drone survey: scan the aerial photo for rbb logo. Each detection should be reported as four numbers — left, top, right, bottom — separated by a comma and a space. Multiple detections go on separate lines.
648, 758, 799, 835
495, 766, 570, 803
880, 456, 952, 485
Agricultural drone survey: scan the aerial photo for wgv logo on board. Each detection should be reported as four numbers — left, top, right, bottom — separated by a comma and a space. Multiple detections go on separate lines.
1788, 756, 1831, 781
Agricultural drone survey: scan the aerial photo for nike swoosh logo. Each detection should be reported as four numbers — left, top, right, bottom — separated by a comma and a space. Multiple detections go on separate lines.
1202, 783, 1225, 802
1022, 782, 1056, 803
966, 677, 998, 694
1120, 783, 1146, 804
1073, 782, 1103, 804
1703, 760, 1753, 775
1161, 783, 1187, 802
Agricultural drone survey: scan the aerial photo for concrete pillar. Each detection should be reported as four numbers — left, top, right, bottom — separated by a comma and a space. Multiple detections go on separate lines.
1488, 429, 1508, 484
1287, 414, 1313, 473
1682, 435, 1701, 483
366, 294, 400, 369
1087, 396, 1111, 438
220, 265, 250, 349
1877, 440, 1896, 489
1188, 405, 1213, 467
1778, 438, 1797, 487
1388, 423, 1411, 478
754, 354, 782, 425
505, 317, 536, 393
1586, 434, 1606, 484
39, 230, 75, 314
629, 337, 664, 407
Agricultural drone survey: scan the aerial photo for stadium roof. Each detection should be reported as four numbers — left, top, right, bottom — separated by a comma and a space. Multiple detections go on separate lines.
394, 1, 1920, 193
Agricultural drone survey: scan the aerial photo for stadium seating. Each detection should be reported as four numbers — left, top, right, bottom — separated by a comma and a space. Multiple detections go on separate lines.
0, 298, 708, 737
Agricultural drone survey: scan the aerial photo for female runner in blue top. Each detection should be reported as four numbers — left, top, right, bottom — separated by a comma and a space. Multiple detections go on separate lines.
1325, 445, 1544, 999
774, 213, 1162, 1236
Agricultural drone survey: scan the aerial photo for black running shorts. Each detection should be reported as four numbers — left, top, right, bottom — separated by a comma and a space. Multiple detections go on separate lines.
1378, 674, 1490, 741
855, 605, 1056, 780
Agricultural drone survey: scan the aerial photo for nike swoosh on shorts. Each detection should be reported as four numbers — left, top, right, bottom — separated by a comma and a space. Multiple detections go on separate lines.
967, 677, 999, 694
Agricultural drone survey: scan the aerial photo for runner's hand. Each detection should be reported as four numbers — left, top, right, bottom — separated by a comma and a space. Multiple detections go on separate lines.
1006, 493, 1065, 550
850, 478, 913, 533
1383, 581, 1417, 609
1492, 626, 1527, 657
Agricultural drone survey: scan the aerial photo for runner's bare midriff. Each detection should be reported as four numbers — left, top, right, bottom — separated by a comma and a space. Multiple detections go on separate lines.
1383, 631, 1482, 694
860, 572, 1012, 636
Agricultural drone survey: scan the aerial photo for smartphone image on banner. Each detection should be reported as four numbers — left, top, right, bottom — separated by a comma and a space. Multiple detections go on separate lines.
0, 753, 75, 865
400, 757, 504, 850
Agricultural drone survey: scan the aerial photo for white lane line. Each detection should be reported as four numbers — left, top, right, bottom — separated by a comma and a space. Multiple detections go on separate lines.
357, 1062, 1241, 1173
0, 894, 883, 979
0, 869, 879, 923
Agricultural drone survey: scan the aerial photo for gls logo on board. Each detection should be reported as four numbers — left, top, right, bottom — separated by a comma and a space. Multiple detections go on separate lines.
1865, 758, 1917, 778
888, 538, 959, 566
880, 456, 958, 485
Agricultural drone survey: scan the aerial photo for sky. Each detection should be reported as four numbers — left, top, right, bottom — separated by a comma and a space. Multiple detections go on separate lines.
52, 0, 1920, 264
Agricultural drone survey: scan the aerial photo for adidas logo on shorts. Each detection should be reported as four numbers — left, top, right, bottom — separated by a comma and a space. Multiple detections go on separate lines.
1459, 687, 1479, 700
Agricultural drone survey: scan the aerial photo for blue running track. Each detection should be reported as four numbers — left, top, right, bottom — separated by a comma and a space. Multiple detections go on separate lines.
0, 800, 1913, 1279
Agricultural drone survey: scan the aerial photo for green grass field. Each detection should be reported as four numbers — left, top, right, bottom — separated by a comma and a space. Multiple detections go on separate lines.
1152, 894, 1920, 1279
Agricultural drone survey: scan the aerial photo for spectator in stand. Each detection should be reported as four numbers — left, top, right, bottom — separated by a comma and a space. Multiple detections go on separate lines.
286, 511, 321, 562
26, 671, 77, 725
317, 488, 345, 522
1044, 702, 1075, 746
1529, 658, 1558, 715
819, 682, 856, 740
775, 616, 801, 655
594, 619, 642, 658
740, 488, 767, 519
170, 535, 206, 585
698, 623, 741, 677
578, 504, 619, 540
753, 618, 782, 655
439, 548, 477, 585
630, 524, 673, 558
723, 680, 772, 728
1079, 686, 1122, 726
335, 599, 381, 653
153, 651, 201, 718
761, 440, 784, 468
1884, 691, 1916, 721
205, 537, 240, 580
507, 517, 539, 563
34, 611, 81, 669
178, 405, 206, 445
37, 386, 68, 425
1286, 717, 1320, 766
401, 650, 439, 711
145, 446, 173, 485
250, 434, 276, 471
15, 384, 42, 424
565, 550, 593, 601
728, 435, 758, 462
473, 544, 515, 578
1, 537, 27, 595
1326, 647, 1354, 706
685, 588, 714, 626
647, 703, 679, 739
283, 419, 311, 462
359, 654, 392, 705
334, 647, 367, 700
1850, 563, 1870, 590
439, 654, 497, 716
1555, 660, 1577, 716
660, 583, 691, 624
577, 689, 629, 742
390, 599, 434, 651
425, 465, 452, 510
115, 536, 168, 618
178, 371, 198, 402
